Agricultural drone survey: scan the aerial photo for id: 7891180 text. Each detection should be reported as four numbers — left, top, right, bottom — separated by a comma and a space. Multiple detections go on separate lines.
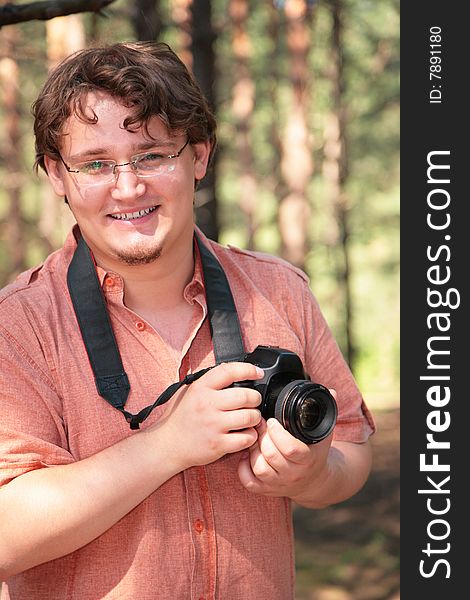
429, 26, 442, 104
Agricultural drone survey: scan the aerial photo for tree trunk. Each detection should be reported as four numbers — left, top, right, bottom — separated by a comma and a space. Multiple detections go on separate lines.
133, 0, 161, 42
171, 0, 218, 241
323, 0, 355, 368
229, 0, 257, 249
43, 15, 85, 246
267, 3, 287, 208
278, 0, 314, 270
170, 0, 192, 66
0, 27, 25, 284
191, 0, 218, 241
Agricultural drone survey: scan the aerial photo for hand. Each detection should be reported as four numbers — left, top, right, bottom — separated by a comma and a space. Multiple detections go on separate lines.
237, 415, 333, 500
150, 362, 264, 470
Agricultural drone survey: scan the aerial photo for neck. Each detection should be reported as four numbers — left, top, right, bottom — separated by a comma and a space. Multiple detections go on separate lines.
88, 228, 196, 313
123, 244, 195, 313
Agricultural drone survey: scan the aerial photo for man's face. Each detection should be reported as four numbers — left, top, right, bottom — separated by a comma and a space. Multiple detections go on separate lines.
45, 92, 211, 272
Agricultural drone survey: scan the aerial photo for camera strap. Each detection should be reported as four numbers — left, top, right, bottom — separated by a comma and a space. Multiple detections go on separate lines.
66, 231, 245, 429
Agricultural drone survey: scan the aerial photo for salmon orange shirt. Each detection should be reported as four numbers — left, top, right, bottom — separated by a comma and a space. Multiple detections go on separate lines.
0, 226, 375, 600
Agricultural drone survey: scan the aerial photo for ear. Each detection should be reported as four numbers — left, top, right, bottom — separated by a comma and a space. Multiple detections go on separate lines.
192, 140, 212, 182
44, 155, 67, 197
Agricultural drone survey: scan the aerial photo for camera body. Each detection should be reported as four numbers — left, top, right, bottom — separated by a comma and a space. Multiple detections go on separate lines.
232, 345, 337, 444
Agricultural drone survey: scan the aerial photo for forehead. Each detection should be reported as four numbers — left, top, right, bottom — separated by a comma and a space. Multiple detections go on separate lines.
58, 91, 170, 155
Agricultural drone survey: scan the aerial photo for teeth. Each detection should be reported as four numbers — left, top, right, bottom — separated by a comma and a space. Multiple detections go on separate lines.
111, 206, 156, 220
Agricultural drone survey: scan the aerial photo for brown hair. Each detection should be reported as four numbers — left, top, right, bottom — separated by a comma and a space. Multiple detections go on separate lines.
32, 41, 217, 172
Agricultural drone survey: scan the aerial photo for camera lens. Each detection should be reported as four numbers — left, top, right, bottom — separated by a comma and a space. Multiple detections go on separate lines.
298, 396, 324, 431
274, 380, 337, 444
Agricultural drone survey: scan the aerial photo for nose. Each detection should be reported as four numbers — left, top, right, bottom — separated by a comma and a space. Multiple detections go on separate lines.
110, 165, 146, 201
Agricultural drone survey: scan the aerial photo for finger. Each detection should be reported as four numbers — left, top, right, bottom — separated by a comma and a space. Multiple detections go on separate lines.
238, 451, 265, 494
238, 446, 280, 493
254, 420, 291, 473
198, 361, 264, 391
216, 387, 262, 410
264, 418, 312, 465
248, 440, 279, 481
223, 408, 262, 432
223, 429, 259, 455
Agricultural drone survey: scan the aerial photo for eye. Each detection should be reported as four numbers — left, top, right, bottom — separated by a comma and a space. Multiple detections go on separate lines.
138, 152, 165, 164
79, 160, 110, 175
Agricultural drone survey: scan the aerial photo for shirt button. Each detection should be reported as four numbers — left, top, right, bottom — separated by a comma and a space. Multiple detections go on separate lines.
104, 276, 115, 288
194, 519, 204, 533
135, 321, 146, 332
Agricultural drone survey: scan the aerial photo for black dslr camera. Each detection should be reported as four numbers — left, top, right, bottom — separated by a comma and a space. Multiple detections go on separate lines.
232, 345, 337, 444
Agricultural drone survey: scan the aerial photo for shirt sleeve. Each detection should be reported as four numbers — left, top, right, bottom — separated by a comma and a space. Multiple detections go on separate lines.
299, 282, 376, 443
0, 323, 74, 487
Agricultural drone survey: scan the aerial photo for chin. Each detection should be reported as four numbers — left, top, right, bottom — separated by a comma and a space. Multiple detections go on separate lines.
114, 243, 163, 266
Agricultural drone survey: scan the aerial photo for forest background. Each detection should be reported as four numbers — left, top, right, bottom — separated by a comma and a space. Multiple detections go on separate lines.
0, 1, 400, 598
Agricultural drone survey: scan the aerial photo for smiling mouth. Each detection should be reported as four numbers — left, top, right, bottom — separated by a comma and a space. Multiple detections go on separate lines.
109, 206, 158, 221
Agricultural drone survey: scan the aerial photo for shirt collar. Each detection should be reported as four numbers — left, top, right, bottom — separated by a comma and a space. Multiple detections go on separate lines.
63, 224, 206, 302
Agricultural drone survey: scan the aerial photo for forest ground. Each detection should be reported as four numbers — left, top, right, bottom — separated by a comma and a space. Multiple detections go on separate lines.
294, 408, 400, 600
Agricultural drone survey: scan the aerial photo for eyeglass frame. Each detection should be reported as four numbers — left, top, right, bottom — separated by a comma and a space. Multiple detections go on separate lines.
56, 138, 190, 186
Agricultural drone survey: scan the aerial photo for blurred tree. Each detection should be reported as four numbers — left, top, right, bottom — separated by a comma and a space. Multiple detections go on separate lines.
36, 15, 85, 254
0, 24, 25, 283
322, 0, 355, 367
133, 0, 161, 40
278, 0, 314, 270
229, 0, 257, 249
170, 0, 191, 63
169, 0, 219, 240
191, 0, 219, 241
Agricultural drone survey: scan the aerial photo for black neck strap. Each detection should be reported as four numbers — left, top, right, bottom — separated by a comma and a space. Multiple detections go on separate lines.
66, 231, 245, 429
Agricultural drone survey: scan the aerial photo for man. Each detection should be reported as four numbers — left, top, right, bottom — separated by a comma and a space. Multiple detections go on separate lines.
0, 42, 375, 599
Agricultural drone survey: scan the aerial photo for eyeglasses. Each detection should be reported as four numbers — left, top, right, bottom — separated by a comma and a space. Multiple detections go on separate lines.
58, 138, 190, 187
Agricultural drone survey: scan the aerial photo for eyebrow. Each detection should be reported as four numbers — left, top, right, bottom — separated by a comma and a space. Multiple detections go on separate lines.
67, 140, 178, 162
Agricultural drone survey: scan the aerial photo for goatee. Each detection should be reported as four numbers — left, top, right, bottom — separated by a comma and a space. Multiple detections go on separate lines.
116, 245, 162, 266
